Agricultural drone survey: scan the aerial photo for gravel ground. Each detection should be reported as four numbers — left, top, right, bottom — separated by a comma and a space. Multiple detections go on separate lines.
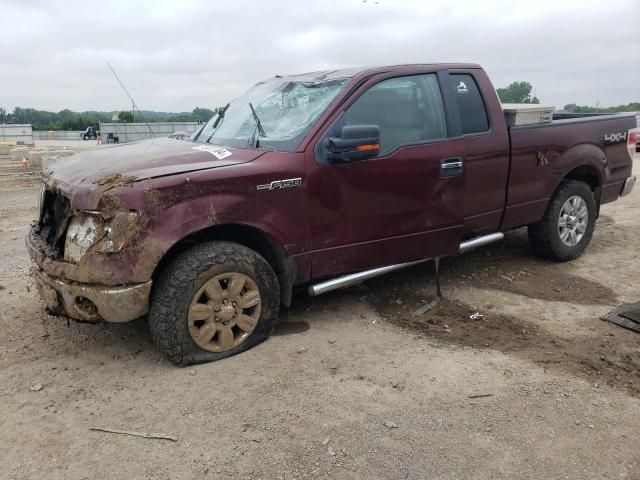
0, 145, 638, 479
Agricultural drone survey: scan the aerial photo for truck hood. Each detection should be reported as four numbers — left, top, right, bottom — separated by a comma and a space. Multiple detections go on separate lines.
47, 137, 264, 185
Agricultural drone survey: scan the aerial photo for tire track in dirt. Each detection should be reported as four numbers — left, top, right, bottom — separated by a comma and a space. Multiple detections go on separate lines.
363, 254, 639, 397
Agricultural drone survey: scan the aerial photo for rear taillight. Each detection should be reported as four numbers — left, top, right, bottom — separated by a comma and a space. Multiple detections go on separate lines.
629, 128, 639, 159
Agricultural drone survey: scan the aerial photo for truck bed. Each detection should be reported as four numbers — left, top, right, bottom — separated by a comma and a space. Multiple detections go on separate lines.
502, 113, 635, 230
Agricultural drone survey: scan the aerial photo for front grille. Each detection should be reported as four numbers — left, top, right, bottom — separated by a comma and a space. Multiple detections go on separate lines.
38, 189, 71, 255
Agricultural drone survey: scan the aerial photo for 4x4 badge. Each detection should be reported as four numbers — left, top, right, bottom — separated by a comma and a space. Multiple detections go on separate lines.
257, 178, 302, 191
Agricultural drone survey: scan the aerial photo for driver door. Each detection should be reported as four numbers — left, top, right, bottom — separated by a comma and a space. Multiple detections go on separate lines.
305, 71, 466, 278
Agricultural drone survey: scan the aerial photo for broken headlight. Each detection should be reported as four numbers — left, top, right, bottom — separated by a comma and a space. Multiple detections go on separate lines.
64, 211, 141, 262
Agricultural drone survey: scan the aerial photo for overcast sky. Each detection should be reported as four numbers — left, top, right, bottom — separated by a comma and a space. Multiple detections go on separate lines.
1, 0, 638, 113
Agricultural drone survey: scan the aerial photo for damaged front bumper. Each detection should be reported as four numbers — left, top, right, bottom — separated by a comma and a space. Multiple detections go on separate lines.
34, 270, 151, 322
26, 224, 152, 323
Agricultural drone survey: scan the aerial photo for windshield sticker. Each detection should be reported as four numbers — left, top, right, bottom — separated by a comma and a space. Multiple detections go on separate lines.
456, 81, 468, 94
193, 145, 232, 160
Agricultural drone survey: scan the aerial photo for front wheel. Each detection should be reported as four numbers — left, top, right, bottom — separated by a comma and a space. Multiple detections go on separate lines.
528, 180, 596, 262
148, 241, 280, 366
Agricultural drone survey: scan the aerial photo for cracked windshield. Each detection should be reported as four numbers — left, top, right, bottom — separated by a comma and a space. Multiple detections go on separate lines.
195, 78, 347, 151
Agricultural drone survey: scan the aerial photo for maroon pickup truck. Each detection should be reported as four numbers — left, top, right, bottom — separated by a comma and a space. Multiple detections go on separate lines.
28, 64, 637, 365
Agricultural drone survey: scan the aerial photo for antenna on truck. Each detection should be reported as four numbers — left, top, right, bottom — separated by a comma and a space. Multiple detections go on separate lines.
106, 61, 156, 138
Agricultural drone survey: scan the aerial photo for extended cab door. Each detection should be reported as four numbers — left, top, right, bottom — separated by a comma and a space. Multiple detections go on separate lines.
305, 71, 466, 278
447, 69, 510, 236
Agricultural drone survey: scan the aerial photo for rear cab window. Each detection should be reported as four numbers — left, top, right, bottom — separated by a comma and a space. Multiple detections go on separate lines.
449, 73, 489, 134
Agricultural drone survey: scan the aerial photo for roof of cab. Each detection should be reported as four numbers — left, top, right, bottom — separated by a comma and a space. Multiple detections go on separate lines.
277, 63, 482, 82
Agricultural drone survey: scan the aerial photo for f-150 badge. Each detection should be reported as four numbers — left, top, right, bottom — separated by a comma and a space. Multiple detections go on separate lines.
257, 178, 302, 191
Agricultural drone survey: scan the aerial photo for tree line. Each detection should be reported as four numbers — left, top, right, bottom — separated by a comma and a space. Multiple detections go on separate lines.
561, 103, 640, 114
0, 107, 217, 131
496, 81, 638, 113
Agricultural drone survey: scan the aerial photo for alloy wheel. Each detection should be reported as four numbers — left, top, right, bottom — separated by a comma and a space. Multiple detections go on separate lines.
187, 272, 262, 352
558, 195, 589, 247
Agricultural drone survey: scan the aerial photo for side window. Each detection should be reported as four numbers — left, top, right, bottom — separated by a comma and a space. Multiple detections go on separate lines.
450, 74, 489, 134
342, 74, 447, 155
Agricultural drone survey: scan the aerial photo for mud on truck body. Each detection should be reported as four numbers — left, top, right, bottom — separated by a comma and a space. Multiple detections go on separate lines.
27, 64, 638, 365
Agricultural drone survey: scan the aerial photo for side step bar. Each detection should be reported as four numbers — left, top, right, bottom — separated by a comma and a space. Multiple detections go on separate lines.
458, 232, 505, 253
308, 232, 504, 297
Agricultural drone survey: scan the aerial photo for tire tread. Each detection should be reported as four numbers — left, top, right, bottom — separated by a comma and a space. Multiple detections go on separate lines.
148, 241, 279, 366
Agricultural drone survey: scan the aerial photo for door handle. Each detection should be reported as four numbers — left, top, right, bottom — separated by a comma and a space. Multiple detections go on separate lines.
440, 157, 464, 177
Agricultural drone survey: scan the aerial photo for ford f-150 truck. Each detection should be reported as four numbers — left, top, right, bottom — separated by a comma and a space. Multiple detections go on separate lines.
27, 64, 638, 366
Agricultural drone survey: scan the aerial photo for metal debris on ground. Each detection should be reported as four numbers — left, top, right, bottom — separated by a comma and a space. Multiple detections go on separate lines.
412, 257, 443, 316
601, 302, 640, 333
469, 312, 485, 320
468, 393, 493, 399
90, 427, 178, 442
412, 296, 441, 316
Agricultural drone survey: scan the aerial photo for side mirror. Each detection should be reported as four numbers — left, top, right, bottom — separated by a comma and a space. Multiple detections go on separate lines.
326, 125, 380, 162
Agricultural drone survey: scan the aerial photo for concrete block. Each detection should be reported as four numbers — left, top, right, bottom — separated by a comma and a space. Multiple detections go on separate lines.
10, 146, 29, 162
28, 150, 48, 168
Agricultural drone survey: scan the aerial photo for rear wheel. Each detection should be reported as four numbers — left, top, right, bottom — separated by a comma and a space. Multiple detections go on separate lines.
528, 180, 596, 261
148, 241, 280, 366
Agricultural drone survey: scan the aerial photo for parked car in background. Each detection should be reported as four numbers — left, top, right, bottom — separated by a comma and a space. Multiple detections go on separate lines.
630, 130, 639, 154
632, 115, 640, 153
28, 63, 637, 366
81, 126, 99, 140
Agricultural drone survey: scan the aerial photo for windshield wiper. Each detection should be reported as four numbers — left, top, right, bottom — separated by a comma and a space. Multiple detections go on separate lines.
248, 102, 266, 148
212, 103, 230, 128
205, 103, 230, 143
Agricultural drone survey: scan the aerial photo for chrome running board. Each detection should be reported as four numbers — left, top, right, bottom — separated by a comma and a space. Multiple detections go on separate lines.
459, 232, 504, 253
307, 232, 505, 296
308, 259, 429, 296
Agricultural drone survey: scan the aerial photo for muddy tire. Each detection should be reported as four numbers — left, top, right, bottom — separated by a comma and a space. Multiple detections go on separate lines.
528, 180, 596, 262
148, 241, 280, 366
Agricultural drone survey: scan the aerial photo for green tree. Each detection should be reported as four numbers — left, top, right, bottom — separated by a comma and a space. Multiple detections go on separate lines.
119, 111, 134, 123
496, 81, 539, 104
562, 102, 640, 114
191, 107, 216, 122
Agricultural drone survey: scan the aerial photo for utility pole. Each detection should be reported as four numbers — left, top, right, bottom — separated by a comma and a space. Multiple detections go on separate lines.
106, 62, 154, 137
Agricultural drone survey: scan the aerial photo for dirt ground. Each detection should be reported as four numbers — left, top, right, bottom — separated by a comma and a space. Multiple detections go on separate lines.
0, 145, 638, 479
